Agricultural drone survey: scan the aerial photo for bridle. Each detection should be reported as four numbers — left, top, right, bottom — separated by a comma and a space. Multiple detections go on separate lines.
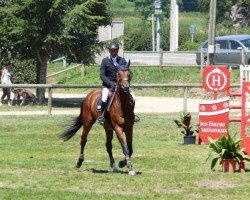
117, 70, 130, 93
116, 59, 131, 93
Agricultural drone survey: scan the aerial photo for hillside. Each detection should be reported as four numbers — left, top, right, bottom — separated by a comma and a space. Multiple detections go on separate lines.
47, 63, 241, 97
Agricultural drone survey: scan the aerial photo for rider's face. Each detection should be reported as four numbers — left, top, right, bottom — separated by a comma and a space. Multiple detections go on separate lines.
109, 48, 118, 58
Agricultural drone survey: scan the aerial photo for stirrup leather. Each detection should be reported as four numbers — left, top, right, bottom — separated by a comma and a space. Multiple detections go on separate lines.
134, 115, 140, 122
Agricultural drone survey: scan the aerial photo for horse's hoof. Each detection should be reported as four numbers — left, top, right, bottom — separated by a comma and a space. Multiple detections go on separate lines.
118, 160, 126, 168
75, 163, 82, 168
75, 159, 83, 168
128, 170, 136, 176
111, 163, 119, 173
127, 161, 133, 169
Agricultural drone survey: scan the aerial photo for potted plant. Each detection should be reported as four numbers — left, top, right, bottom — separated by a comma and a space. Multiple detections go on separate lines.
174, 112, 198, 144
207, 132, 250, 172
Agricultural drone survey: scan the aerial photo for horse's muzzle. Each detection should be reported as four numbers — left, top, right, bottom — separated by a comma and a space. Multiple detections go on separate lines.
122, 85, 130, 93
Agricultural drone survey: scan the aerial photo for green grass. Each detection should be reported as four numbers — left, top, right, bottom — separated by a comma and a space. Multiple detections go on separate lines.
111, 0, 138, 19
47, 62, 79, 75
1, 114, 250, 199
47, 64, 241, 85
46, 64, 241, 97
179, 12, 207, 29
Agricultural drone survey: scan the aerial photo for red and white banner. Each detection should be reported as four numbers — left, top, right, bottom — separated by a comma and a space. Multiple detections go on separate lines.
202, 66, 230, 93
199, 97, 229, 144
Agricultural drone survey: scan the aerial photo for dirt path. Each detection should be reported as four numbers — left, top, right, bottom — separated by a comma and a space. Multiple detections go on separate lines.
0, 93, 201, 115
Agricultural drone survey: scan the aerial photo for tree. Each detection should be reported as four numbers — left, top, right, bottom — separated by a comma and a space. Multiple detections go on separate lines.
134, 0, 183, 19
182, 0, 199, 12
232, 0, 250, 27
198, 0, 250, 27
0, 0, 111, 103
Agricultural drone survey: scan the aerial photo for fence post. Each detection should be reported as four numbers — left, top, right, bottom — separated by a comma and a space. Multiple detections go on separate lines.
81, 63, 85, 77
48, 87, 52, 115
159, 49, 163, 70
183, 86, 188, 113
241, 48, 246, 66
200, 49, 204, 74
63, 57, 67, 68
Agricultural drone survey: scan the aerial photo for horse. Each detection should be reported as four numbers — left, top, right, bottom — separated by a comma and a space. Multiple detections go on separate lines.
60, 61, 136, 175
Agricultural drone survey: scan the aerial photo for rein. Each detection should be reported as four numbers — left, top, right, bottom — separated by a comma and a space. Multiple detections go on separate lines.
107, 86, 117, 112
107, 71, 130, 112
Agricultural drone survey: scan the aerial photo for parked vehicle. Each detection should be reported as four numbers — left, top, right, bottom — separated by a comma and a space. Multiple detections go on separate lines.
196, 35, 250, 66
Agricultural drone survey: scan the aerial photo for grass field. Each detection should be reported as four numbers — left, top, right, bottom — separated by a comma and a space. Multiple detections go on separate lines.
45, 63, 241, 98
1, 114, 250, 200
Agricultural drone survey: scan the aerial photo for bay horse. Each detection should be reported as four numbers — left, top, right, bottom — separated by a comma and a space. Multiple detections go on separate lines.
60, 61, 135, 174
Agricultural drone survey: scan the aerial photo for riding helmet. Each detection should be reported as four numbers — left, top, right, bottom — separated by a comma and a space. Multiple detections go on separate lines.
108, 42, 119, 49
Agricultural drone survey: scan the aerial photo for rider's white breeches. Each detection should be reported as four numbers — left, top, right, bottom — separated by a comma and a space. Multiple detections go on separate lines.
101, 88, 110, 102
101, 87, 136, 103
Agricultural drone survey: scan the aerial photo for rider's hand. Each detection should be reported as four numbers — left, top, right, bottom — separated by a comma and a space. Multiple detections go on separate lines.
110, 83, 116, 91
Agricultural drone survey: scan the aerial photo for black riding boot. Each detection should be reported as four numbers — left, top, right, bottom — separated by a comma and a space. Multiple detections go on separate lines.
132, 101, 140, 123
97, 98, 104, 112
97, 101, 106, 125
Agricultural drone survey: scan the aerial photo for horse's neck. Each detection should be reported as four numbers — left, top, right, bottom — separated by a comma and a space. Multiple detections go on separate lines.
114, 89, 131, 110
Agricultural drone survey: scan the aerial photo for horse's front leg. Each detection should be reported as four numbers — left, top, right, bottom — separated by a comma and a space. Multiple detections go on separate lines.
118, 129, 133, 170
76, 125, 93, 168
114, 126, 133, 173
105, 129, 118, 172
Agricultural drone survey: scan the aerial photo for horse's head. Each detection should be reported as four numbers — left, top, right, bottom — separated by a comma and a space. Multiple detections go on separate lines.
117, 60, 131, 93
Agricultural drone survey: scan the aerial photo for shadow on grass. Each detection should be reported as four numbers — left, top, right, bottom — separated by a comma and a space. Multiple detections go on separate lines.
51, 97, 84, 108
88, 168, 142, 175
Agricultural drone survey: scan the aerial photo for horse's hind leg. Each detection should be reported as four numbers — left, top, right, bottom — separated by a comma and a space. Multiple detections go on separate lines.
105, 129, 118, 172
76, 123, 94, 168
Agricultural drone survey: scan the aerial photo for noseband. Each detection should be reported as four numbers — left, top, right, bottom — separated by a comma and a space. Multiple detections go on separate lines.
121, 77, 129, 81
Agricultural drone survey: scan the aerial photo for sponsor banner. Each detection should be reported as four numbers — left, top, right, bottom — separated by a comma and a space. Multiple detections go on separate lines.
199, 97, 229, 144
202, 66, 230, 93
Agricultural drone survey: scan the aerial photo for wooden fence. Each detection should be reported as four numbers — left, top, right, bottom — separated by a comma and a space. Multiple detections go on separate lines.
0, 83, 240, 115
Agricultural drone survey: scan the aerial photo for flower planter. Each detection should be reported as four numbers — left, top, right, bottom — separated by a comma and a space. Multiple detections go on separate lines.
183, 135, 196, 145
222, 159, 236, 173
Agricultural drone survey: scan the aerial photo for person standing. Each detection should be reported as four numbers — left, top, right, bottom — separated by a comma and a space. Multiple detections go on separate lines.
0, 63, 12, 106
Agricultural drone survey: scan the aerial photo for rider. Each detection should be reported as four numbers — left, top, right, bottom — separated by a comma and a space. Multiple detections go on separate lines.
97, 42, 137, 124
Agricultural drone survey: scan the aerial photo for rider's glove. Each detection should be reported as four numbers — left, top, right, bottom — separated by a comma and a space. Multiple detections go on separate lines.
110, 82, 116, 91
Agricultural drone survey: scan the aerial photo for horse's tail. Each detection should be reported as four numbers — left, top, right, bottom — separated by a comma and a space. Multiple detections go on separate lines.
60, 102, 84, 141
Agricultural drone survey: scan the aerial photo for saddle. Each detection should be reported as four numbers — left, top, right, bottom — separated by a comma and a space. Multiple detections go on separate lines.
96, 91, 115, 125
96, 91, 114, 112
96, 91, 138, 125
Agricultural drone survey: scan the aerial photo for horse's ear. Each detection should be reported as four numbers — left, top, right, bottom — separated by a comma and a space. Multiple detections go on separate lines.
117, 59, 130, 71
127, 59, 130, 68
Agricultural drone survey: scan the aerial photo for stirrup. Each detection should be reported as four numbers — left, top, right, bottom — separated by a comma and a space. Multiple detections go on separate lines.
97, 116, 105, 125
96, 105, 102, 112
134, 115, 140, 123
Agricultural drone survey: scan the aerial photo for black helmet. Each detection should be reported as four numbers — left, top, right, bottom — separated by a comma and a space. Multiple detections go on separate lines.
108, 42, 119, 49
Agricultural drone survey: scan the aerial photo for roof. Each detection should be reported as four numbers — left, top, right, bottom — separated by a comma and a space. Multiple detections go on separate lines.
215, 35, 250, 41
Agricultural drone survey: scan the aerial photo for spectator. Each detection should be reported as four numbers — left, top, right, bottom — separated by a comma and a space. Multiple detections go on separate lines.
0, 63, 12, 106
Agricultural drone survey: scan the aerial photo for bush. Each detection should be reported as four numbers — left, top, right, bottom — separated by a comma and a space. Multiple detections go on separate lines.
11, 59, 36, 84
124, 19, 170, 51
179, 40, 200, 51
